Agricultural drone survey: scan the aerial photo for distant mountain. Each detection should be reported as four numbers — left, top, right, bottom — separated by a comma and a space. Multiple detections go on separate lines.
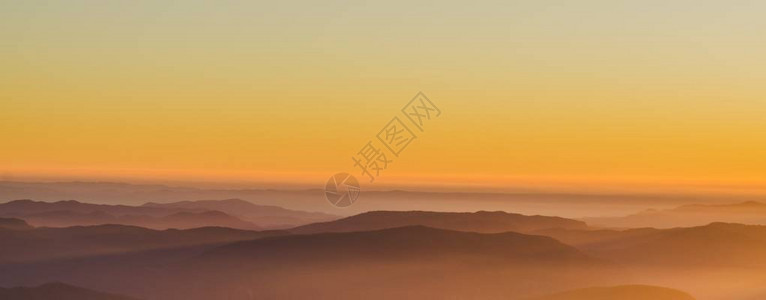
143, 199, 337, 228
0, 181, 335, 214
0, 218, 32, 230
0, 199, 336, 229
291, 210, 588, 234
12, 209, 260, 230
0, 224, 285, 264
5, 180, 754, 218
533, 227, 661, 249
583, 201, 766, 228
537, 222, 766, 268
19, 210, 122, 227
0, 282, 136, 300
673, 201, 766, 214
531, 285, 695, 300
0, 199, 171, 216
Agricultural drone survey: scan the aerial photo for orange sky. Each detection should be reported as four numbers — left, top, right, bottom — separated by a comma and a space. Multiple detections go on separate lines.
2, 1, 766, 193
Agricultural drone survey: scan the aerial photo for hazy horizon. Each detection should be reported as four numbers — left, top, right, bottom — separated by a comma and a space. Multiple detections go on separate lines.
4, 1, 766, 198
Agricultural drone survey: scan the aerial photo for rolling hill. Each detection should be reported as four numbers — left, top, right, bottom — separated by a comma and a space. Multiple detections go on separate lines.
0, 224, 285, 264
145, 226, 614, 300
291, 210, 588, 234
202, 225, 596, 263
537, 222, 766, 268
0, 218, 32, 230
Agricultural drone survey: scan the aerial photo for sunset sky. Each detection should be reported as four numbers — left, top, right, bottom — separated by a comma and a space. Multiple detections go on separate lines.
2, 1, 765, 193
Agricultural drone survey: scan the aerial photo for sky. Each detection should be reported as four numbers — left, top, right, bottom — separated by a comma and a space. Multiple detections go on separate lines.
2, 1, 766, 193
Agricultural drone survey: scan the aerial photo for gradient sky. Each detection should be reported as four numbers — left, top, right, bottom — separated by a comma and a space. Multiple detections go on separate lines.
2, 1, 766, 192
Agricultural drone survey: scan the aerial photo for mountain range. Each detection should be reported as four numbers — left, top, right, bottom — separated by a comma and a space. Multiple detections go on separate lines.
583, 201, 766, 228
4, 193, 766, 299
4, 181, 756, 217
0, 199, 337, 230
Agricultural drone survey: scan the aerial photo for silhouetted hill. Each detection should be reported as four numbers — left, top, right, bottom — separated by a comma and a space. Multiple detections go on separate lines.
0, 218, 32, 230
143, 199, 337, 228
0, 282, 136, 300
533, 227, 661, 249
291, 210, 588, 234
538, 223, 766, 268
531, 285, 695, 300
0, 224, 286, 264
157, 210, 259, 230
604, 223, 766, 267
202, 225, 596, 263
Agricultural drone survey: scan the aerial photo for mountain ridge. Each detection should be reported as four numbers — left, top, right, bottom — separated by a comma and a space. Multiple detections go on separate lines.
291, 210, 588, 234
